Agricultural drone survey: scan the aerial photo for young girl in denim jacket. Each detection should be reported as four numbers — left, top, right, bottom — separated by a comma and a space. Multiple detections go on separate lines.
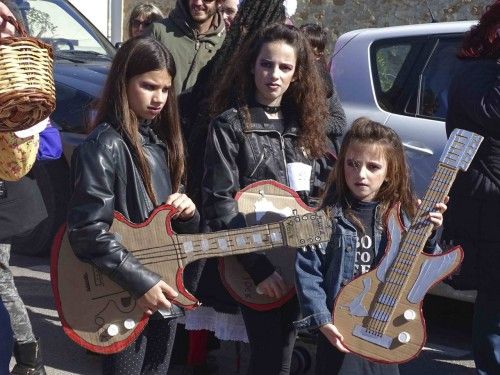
294, 118, 448, 375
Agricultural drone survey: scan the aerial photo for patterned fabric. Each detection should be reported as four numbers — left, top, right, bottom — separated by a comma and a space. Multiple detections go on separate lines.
0, 132, 38, 181
0, 243, 35, 343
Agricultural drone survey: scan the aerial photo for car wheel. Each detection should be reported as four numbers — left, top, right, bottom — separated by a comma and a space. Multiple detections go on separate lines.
11, 158, 70, 257
290, 345, 312, 375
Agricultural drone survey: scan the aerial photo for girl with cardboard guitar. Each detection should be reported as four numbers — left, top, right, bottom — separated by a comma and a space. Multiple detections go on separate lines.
201, 23, 333, 374
294, 118, 448, 375
67, 36, 199, 375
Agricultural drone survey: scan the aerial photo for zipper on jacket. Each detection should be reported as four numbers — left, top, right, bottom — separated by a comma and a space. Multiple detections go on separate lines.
249, 150, 266, 178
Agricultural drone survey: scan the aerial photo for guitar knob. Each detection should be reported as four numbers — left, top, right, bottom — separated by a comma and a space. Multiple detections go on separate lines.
107, 324, 119, 337
403, 309, 416, 321
397, 331, 411, 344
123, 319, 136, 330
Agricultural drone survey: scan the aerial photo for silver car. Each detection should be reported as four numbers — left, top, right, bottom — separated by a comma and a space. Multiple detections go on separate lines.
330, 21, 478, 303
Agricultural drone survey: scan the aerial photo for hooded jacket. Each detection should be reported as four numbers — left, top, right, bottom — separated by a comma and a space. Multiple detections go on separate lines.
147, 0, 225, 94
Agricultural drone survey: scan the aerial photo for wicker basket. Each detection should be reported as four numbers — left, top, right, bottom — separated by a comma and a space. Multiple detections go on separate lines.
0, 16, 55, 132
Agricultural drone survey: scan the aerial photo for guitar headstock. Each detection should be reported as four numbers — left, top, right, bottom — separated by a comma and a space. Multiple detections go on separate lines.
282, 210, 332, 249
440, 129, 484, 171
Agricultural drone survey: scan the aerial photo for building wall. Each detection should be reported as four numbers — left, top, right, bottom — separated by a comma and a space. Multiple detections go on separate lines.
123, 0, 492, 43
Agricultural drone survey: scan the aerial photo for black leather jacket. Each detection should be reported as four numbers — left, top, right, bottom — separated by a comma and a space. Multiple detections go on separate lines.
202, 107, 333, 284
67, 123, 199, 317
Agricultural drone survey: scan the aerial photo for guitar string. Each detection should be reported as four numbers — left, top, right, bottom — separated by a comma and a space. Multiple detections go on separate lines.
369, 166, 452, 334
366, 166, 454, 335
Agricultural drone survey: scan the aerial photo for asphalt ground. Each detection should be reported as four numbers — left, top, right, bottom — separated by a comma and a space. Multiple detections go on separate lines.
8, 254, 476, 374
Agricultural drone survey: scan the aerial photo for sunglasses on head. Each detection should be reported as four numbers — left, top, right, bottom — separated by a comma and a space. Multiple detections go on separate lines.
132, 19, 153, 28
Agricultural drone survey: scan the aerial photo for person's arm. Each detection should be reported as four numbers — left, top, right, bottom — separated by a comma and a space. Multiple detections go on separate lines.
202, 114, 275, 285
294, 244, 332, 331
0, 2, 16, 38
67, 140, 161, 299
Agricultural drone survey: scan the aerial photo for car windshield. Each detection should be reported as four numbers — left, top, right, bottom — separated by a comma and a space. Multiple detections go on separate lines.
14, 0, 115, 61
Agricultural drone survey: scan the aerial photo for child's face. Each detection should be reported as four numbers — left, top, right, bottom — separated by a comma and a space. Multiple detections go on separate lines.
344, 142, 388, 202
253, 41, 297, 107
127, 69, 172, 121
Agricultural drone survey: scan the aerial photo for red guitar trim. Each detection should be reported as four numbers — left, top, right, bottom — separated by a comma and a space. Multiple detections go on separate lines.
218, 179, 312, 311
50, 204, 199, 354
332, 206, 464, 364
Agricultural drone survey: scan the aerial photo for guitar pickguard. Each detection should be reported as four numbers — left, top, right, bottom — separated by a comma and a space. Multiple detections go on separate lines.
376, 214, 402, 283
407, 250, 461, 303
345, 277, 370, 317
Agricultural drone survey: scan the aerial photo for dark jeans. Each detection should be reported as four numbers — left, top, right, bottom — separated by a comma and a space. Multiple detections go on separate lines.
473, 290, 500, 375
315, 333, 399, 375
0, 301, 13, 375
240, 296, 299, 375
102, 317, 177, 375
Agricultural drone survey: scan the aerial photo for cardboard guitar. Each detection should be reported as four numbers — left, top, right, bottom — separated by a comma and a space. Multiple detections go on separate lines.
219, 180, 316, 311
50, 184, 332, 354
333, 128, 483, 364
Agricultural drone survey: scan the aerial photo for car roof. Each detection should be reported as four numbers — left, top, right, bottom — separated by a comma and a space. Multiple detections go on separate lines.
338, 21, 477, 41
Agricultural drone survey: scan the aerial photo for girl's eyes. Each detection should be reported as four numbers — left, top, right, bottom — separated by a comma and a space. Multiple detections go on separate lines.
279, 64, 293, 72
259, 61, 294, 72
260, 61, 273, 68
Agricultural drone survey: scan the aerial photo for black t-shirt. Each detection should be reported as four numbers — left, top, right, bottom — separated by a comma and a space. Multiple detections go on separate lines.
350, 198, 377, 277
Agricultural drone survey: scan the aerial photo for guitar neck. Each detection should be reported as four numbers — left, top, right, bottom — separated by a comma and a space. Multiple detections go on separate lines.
176, 222, 287, 262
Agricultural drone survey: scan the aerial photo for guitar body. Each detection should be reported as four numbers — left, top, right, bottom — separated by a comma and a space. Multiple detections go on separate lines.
219, 180, 313, 311
50, 205, 198, 354
51, 183, 333, 354
333, 207, 463, 363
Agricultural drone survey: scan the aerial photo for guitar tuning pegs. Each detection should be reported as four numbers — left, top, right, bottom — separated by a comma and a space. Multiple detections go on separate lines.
308, 244, 317, 251
301, 246, 307, 253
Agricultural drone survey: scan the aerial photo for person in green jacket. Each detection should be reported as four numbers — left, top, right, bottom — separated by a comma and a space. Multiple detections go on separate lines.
146, 0, 226, 95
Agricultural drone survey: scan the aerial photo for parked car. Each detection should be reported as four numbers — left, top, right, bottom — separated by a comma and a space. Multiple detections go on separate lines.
10, 0, 113, 257
330, 21, 478, 303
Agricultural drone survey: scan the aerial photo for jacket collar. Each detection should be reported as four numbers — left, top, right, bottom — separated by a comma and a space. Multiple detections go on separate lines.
243, 106, 300, 136
170, 0, 225, 42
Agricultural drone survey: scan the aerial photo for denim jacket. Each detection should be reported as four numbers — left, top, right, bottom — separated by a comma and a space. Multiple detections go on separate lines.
294, 203, 439, 331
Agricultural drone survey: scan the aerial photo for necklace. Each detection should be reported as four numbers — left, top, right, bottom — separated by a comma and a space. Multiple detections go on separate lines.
255, 102, 281, 114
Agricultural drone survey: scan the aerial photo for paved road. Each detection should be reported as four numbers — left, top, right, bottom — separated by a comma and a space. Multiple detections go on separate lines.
8, 254, 476, 374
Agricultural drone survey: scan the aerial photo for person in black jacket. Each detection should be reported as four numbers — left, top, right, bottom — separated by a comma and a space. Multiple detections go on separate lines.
444, 3, 500, 375
199, 24, 334, 374
67, 36, 199, 375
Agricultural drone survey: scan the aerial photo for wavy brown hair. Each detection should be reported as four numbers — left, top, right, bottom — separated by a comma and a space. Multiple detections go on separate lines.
458, 1, 500, 59
90, 36, 184, 206
211, 23, 329, 158
322, 117, 417, 226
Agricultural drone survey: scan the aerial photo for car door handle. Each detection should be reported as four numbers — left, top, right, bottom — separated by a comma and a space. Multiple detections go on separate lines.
403, 143, 434, 155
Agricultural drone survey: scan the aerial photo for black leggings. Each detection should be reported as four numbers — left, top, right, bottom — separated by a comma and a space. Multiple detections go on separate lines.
240, 296, 299, 375
102, 317, 177, 375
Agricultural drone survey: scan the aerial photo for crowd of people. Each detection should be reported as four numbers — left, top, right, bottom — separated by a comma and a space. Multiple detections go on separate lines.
1, 0, 499, 375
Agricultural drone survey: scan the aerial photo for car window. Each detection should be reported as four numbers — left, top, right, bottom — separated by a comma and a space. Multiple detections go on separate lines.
375, 44, 412, 93
417, 38, 463, 120
15, 0, 114, 58
371, 39, 425, 114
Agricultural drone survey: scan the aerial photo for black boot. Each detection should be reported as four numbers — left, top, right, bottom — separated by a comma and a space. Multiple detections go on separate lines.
10, 339, 46, 375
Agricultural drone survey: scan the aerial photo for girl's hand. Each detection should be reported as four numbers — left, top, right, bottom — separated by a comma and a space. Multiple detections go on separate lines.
418, 196, 449, 229
166, 193, 196, 221
256, 271, 288, 298
137, 280, 178, 315
0, 3, 16, 38
319, 323, 350, 353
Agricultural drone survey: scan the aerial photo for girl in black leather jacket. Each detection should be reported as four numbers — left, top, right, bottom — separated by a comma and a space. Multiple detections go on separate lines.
198, 24, 334, 374
67, 37, 199, 375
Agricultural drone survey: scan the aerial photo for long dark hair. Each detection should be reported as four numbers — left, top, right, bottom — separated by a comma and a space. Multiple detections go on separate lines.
91, 36, 184, 206
323, 118, 416, 225
458, 1, 500, 59
211, 23, 329, 158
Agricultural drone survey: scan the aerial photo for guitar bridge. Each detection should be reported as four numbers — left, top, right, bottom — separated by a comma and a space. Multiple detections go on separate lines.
352, 325, 393, 349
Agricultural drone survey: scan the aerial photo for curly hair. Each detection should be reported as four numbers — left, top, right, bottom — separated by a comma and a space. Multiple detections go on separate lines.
322, 117, 417, 224
458, 1, 500, 59
211, 23, 329, 158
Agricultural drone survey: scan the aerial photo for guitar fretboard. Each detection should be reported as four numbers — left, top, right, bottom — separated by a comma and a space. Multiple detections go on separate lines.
366, 163, 459, 334
176, 222, 286, 261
